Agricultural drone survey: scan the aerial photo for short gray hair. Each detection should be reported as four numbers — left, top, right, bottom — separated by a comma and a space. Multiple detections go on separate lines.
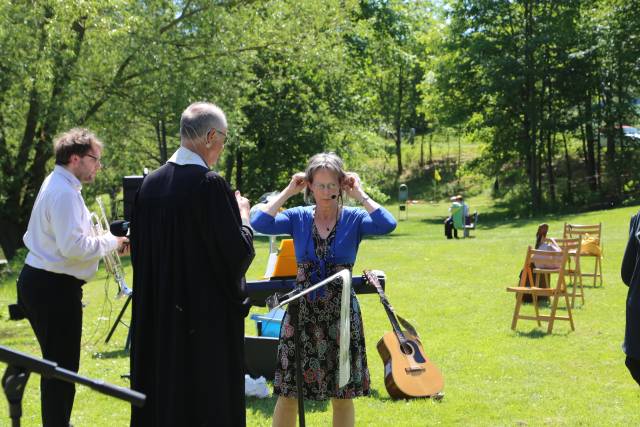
180, 102, 227, 144
303, 152, 346, 205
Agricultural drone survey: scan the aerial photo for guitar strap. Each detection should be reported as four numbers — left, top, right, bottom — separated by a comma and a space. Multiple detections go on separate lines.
364, 270, 420, 338
397, 315, 420, 339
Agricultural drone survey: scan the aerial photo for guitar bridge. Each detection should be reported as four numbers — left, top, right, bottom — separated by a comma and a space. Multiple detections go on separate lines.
405, 366, 426, 373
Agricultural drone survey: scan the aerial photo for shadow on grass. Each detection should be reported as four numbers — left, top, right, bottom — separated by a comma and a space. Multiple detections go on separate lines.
246, 388, 391, 417
246, 394, 330, 418
246, 395, 277, 417
419, 209, 538, 229
367, 231, 398, 240
368, 388, 393, 402
368, 233, 410, 239
92, 349, 129, 359
417, 197, 627, 230
514, 329, 549, 339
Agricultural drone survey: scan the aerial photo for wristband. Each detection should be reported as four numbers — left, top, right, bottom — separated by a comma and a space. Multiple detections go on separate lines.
359, 195, 370, 204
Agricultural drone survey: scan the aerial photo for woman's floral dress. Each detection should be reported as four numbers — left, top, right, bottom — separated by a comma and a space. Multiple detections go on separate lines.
273, 223, 371, 400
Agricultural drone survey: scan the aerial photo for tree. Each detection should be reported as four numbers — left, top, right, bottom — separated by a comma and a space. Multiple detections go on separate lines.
348, 0, 430, 176
422, 0, 639, 212
0, 0, 271, 258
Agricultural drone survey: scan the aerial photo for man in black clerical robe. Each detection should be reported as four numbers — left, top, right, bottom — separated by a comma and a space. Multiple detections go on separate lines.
130, 102, 255, 426
622, 211, 640, 386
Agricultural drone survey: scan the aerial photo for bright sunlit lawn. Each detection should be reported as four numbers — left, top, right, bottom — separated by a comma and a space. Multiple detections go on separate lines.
1, 194, 639, 426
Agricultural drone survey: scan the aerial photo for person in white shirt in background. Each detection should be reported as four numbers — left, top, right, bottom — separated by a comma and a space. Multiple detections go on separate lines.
16, 128, 128, 427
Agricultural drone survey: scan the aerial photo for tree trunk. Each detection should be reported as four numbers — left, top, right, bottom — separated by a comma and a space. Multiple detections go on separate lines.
224, 147, 234, 185
546, 130, 556, 204
583, 96, 597, 191
420, 134, 424, 169
562, 133, 573, 204
155, 118, 168, 163
537, 146, 543, 204
109, 186, 119, 219
596, 121, 602, 188
602, 86, 620, 198
0, 218, 24, 260
395, 62, 404, 176
524, 0, 539, 212
235, 149, 243, 192
0, 14, 87, 259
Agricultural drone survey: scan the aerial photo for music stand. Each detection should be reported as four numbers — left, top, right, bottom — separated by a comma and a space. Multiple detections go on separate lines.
1, 345, 145, 427
268, 270, 351, 427
105, 293, 132, 349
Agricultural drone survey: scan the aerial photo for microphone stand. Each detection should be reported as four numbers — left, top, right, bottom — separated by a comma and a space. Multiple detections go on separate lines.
105, 293, 132, 348
268, 270, 351, 427
0, 345, 145, 427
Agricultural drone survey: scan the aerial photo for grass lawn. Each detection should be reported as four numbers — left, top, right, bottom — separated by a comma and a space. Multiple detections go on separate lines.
1, 194, 639, 426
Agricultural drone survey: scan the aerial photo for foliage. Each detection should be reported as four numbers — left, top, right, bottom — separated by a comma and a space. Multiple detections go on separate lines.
3, 0, 639, 260
422, 0, 640, 214
348, 0, 432, 176
1, 0, 435, 259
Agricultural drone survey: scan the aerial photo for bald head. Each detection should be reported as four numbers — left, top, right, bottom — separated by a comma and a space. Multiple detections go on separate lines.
180, 102, 227, 146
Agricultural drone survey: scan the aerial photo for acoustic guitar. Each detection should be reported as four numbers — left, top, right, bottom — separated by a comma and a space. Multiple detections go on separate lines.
363, 270, 444, 399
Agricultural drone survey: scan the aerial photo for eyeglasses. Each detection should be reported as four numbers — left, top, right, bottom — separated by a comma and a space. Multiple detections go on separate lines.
84, 153, 102, 165
208, 128, 228, 140
312, 182, 338, 191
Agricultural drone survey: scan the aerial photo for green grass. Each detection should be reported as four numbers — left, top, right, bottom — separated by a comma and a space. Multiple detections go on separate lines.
1, 195, 639, 426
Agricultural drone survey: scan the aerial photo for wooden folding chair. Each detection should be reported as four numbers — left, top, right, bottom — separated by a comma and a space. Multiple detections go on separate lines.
507, 246, 575, 333
541, 237, 583, 307
563, 223, 603, 287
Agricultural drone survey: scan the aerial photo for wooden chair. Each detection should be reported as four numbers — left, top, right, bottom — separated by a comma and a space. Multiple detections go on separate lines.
541, 237, 583, 307
506, 246, 575, 333
563, 223, 603, 287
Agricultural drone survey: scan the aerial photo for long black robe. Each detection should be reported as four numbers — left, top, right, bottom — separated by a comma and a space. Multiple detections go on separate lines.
621, 211, 640, 360
129, 163, 254, 427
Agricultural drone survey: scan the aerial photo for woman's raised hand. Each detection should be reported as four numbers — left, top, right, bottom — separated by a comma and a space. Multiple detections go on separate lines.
285, 172, 307, 197
342, 172, 364, 199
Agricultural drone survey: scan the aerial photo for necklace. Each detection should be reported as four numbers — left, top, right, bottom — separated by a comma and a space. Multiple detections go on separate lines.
315, 205, 340, 233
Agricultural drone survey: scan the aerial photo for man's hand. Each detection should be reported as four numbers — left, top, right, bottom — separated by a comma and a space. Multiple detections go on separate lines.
235, 191, 251, 221
116, 236, 130, 256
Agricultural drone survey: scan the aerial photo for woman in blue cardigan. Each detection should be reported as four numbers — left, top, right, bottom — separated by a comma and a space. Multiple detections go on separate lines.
251, 153, 396, 427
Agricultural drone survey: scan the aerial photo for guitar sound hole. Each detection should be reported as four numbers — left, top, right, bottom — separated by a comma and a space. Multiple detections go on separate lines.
400, 343, 414, 355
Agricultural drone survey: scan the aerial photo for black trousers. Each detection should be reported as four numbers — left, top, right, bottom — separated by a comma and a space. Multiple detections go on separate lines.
444, 217, 458, 239
17, 264, 84, 427
626, 355, 640, 387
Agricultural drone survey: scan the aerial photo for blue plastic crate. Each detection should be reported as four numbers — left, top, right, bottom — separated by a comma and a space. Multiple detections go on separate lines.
250, 307, 285, 338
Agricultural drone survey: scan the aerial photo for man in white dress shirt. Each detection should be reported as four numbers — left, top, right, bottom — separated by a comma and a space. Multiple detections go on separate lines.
17, 128, 128, 427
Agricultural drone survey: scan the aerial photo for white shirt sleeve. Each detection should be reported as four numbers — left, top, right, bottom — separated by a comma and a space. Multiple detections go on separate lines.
49, 190, 118, 260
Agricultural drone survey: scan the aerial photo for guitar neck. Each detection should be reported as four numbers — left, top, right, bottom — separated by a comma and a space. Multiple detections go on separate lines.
364, 271, 408, 344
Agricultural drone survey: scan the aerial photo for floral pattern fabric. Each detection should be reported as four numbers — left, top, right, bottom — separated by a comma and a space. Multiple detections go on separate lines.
273, 224, 371, 400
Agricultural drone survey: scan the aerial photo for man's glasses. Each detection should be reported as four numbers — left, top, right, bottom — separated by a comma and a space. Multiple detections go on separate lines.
84, 153, 102, 165
208, 128, 228, 140
312, 182, 338, 191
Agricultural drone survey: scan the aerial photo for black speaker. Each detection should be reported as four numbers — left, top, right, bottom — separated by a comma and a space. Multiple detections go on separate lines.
122, 175, 144, 222
8, 304, 25, 320
244, 336, 278, 380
